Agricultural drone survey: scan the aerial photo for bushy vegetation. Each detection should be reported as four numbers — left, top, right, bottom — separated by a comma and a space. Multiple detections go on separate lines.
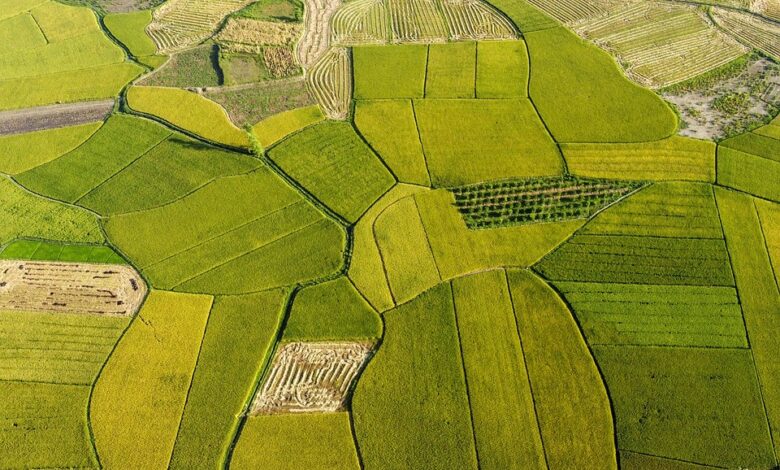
139, 44, 221, 87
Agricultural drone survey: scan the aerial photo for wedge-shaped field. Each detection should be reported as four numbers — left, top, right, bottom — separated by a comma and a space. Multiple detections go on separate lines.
0, 1, 142, 110
231, 413, 360, 469
104, 9, 165, 67
537, 183, 735, 286
353, 270, 616, 469
17, 115, 172, 203
283, 277, 382, 341
0, 122, 101, 175
717, 189, 780, 455
252, 105, 325, 148
525, 27, 677, 142
104, 168, 345, 294
0, 177, 103, 246
267, 121, 395, 222
353, 100, 430, 186
91, 291, 212, 469
718, 128, 780, 202
483, 0, 558, 32
413, 99, 562, 185
561, 136, 716, 182
594, 345, 775, 468
0, 382, 97, 469
305, 47, 352, 119
0, 260, 146, 317
170, 290, 288, 469
126, 86, 250, 148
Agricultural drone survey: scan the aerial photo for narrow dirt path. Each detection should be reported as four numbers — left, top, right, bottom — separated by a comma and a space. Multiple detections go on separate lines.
0, 100, 114, 135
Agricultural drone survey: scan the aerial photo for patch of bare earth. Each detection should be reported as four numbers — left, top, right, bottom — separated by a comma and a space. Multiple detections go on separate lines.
0, 260, 147, 317
0, 100, 113, 136
251, 341, 373, 414
297, 0, 342, 67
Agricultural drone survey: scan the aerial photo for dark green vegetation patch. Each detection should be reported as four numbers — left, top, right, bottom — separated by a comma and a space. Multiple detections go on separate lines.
0, 239, 125, 264
451, 176, 645, 229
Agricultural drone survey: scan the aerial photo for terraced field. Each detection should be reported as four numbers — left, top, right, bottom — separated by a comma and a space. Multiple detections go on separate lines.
1, 0, 778, 468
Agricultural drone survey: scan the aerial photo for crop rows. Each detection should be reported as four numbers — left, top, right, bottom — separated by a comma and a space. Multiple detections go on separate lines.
297, 0, 341, 67
147, 0, 253, 53
451, 176, 645, 229
526, 0, 625, 24
574, 2, 747, 87
711, 7, 780, 60
332, 0, 516, 45
306, 47, 351, 119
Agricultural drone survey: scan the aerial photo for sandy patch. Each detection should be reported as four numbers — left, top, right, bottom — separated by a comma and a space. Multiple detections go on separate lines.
0, 260, 147, 317
251, 341, 373, 414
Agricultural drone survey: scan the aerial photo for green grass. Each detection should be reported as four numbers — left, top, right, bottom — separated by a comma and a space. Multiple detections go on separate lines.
374, 196, 442, 305
554, 282, 746, 348
104, 10, 159, 58
0, 310, 128, 384
508, 269, 617, 468
414, 189, 585, 280
126, 86, 249, 148
425, 42, 476, 98
17, 115, 171, 203
413, 99, 562, 185
0, 0, 49, 21
91, 290, 212, 469
0, 62, 143, 111
482, 0, 557, 32
0, 382, 97, 469
0, 13, 46, 51
231, 413, 359, 469
451, 270, 546, 469
0, 122, 101, 175
352, 282, 478, 470
476, 40, 528, 98
169, 290, 288, 469
562, 136, 716, 182
716, 188, 780, 455
252, 105, 324, 148
348, 184, 426, 312
234, 0, 303, 22
267, 121, 395, 222
104, 169, 344, 294
353, 100, 430, 186
0, 239, 124, 263
77, 136, 262, 215
525, 27, 677, 143
139, 44, 222, 88
30, 1, 95, 40
718, 132, 780, 201
283, 277, 382, 341
594, 345, 774, 468
0, 176, 103, 246
353, 44, 428, 99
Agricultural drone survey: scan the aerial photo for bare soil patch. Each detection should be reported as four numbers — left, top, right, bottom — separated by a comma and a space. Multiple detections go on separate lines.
0, 100, 113, 136
0, 260, 147, 317
251, 341, 373, 414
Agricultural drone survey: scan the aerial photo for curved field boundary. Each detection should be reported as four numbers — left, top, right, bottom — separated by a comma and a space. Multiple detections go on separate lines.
297, 0, 342, 67
306, 47, 351, 119
711, 7, 780, 60
252, 105, 325, 148
332, 0, 389, 45
0, 100, 113, 136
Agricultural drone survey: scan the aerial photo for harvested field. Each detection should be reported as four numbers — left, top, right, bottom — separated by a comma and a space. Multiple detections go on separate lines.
451, 176, 645, 229
217, 17, 302, 51
0, 100, 113, 136
306, 47, 351, 119
712, 7, 780, 60
297, 0, 341, 67
572, 2, 748, 88
526, 0, 625, 23
439, 0, 517, 40
264, 46, 299, 77
252, 341, 373, 414
0, 260, 146, 317
147, 0, 254, 53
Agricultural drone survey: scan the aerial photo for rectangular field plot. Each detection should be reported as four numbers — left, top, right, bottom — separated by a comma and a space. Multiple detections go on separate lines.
0, 240, 125, 264
555, 283, 747, 348
252, 342, 373, 413
0, 310, 127, 384
353, 44, 428, 99
476, 40, 528, 98
0, 260, 146, 317
413, 99, 562, 185
718, 131, 780, 202
425, 42, 476, 98
268, 121, 395, 222
594, 345, 775, 468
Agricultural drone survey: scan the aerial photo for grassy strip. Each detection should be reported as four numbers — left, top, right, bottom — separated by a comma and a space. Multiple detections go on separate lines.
169, 290, 288, 468
716, 188, 780, 460
0, 239, 124, 263
509, 269, 617, 468
91, 291, 212, 469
